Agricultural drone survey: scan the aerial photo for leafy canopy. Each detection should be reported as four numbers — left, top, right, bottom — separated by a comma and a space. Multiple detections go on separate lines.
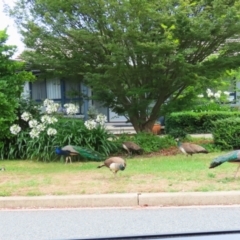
7, 0, 240, 131
0, 29, 35, 140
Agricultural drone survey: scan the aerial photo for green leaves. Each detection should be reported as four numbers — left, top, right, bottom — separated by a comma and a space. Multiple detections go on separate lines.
0, 30, 35, 142
1, 117, 118, 161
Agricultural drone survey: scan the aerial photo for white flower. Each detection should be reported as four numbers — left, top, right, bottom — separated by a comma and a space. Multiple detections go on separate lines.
21, 112, 32, 121
224, 91, 230, 96
206, 88, 212, 94
45, 103, 60, 114
214, 92, 221, 99
36, 123, 46, 132
41, 115, 58, 124
206, 88, 214, 97
10, 124, 21, 135
47, 128, 57, 136
96, 114, 107, 126
29, 128, 41, 139
64, 103, 79, 115
84, 119, 97, 130
217, 90, 222, 94
207, 92, 214, 97
29, 119, 38, 128
43, 99, 54, 107
197, 94, 204, 98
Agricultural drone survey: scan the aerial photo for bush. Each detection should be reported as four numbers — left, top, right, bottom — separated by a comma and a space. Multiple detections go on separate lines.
1, 117, 118, 161
115, 132, 176, 153
212, 117, 240, 150
165, 111, 240, 136
2, 100, 118, 162
0, 31, 35, 142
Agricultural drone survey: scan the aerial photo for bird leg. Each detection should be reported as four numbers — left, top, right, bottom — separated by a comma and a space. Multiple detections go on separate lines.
65, 156, 72, 164
234, 164, 240, 179
112, 170, 117, 178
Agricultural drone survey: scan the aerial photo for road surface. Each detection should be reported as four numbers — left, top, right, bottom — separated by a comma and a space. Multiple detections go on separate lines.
0, 206, 240, 240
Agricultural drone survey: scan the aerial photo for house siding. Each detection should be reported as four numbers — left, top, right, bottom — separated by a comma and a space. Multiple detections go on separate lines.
24, 76, 128, 123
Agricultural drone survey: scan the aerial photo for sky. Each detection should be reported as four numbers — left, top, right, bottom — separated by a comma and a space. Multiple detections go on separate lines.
0, 0, 25, 58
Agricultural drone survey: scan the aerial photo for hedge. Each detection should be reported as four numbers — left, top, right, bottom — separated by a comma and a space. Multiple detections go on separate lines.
212, 117, 240, 150
165, 111, 240, 136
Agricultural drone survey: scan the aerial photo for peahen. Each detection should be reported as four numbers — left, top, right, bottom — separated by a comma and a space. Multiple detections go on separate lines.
209, 150, 240, 178
0, 166, 5, 171
176, 138, 208, 156
55, 145, 105, 163
122, 141, 143, 156
97, 157, 126, 177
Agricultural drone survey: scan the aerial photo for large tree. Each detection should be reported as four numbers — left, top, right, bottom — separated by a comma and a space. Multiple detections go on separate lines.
0, 29, 35, 141
7, 0, 240, 132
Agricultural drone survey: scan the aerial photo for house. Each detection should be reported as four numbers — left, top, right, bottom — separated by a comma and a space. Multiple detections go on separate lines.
23, 70, 239, 126
23, 72, 129, 123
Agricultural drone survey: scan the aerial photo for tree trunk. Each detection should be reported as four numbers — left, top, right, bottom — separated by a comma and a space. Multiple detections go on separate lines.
130, 117, 155, 133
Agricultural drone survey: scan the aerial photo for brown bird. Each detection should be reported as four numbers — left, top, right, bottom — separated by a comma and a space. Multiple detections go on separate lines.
122, 141, 143, 156
176, 138, 208, 156
0, 166, 5, 171
97, 157, 126, 177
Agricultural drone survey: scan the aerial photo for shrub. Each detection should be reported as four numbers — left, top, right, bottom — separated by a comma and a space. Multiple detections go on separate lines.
165, 111, 240, 136
115, 132, 176, 153
212, 117, 240, 150
0, 31, 35, 142
2, 99, 118, 161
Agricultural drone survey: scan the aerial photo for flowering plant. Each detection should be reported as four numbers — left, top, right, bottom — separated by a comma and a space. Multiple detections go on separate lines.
84, 113, 107, 130
87, 106, 98, 119
10, 99, 59, 139
63, 103, 79, 115
5, 99, 116, 161
193, 88, 232, 112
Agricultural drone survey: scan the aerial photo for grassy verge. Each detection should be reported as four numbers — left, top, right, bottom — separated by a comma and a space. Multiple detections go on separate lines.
1, 152, 240, 196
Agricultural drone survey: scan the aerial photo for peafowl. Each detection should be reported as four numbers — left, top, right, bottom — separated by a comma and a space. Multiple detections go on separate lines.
176, 138, 208, 156
0, 166, 5, 171
55, 145, 105, 163
209, 150, 240, 178
122, 141, 143, 156
97, 157, 126, 177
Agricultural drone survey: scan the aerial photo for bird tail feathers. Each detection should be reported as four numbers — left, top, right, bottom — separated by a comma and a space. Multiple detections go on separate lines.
72, 146, 106, 161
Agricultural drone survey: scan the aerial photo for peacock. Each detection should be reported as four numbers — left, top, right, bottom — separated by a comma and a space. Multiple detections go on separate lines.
97, 157, 126, 177
176, 138, 209, 156
209, 150, 240, 178
55, 145, 105, 163
122, 141, 143, 156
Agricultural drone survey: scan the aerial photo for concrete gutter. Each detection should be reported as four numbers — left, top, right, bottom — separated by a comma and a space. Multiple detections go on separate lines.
0, 193, 138, 209
1, 191, 240, 209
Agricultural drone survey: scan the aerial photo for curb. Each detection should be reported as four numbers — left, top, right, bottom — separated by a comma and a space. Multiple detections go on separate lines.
1, 191, 240, 209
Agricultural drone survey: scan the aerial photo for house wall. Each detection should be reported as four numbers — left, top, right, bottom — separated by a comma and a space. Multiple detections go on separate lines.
23, 77, 129, 123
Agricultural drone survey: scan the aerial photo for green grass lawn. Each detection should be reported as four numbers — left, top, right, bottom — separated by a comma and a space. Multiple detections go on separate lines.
1, 152, 240, 196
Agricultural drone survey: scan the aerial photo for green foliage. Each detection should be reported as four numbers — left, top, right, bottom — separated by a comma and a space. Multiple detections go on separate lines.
212, 117, 240, 150
0, 30, 35, 141
1, 117, 118, 161
165, 111, 240, 135
116, 132, 175, 153
54, 118, 118, 158
7, 0, 240, 132
192, 102, 233, 112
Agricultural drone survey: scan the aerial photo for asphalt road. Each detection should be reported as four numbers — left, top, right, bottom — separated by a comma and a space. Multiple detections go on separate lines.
1, 206, 240, 240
